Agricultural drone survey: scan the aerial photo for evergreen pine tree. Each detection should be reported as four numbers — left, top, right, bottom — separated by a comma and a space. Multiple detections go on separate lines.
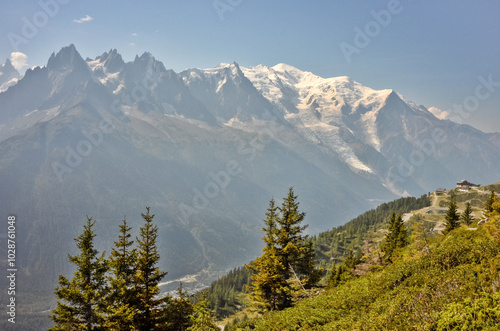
276, 187, 308, 284
247, 188, 320, 311
246, 246, 287, 311
444, 196, 460, 234
344, 249, 358, 269
327, 264, 353, 289
460, 202, 474, 226
485, 190, 496, 213
299, 239, 323, 287
49, 217, 108, 331
187, 291, 219, 331
381, 212, 408, 262
410, 220, 430, 256
327, 265, 341, 288
263, 198, 279, 251
277, 187, 321, 290
492, 200, 500, 220
395, 215, 408, 257
104, 218, 137, 330
246, 199, 287, 311
162, 283, 194, 331
134, 207, 168, 330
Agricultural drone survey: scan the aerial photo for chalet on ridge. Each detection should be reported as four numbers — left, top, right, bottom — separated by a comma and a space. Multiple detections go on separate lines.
456, 180, 480, 191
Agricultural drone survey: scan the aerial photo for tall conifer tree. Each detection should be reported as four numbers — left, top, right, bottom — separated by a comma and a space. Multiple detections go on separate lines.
276, 187, 318, 288
444, 196, 460, 234
187, 291, 219, 331
381, 212, 408, 261
50, 217, 108, 331
247, 188, 320, 311
263, 198, 279, 250
276, 188, 308, 279
105, 218, 137, 330
246, 199, 287, 311
460, 202, 474, 226
485, 190, 497, 213
134, 207, 168, 330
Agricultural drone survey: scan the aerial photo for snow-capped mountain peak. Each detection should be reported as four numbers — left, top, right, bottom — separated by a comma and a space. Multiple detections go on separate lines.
87, 49, 126, 91
271, 63, 322, 85
87, 48, 125, 74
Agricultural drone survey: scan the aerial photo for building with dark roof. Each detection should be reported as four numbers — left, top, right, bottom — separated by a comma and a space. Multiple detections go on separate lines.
456, 180, 480, 191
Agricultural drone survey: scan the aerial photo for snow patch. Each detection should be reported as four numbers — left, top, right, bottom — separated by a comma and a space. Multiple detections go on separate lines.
0, 77, 19, 92
242, 63, 375, 173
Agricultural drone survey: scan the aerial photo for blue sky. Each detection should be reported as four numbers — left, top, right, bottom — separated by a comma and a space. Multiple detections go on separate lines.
1, 0, 499, 132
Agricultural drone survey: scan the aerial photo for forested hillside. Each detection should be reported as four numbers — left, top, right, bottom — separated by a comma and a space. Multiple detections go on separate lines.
227, 185, 500, 330
206, 267, 252, 318
312, 194, 430, 268
205, 194, 431, 323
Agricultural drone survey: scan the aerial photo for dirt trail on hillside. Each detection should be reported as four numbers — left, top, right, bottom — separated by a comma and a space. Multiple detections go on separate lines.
431, 193, 440, 208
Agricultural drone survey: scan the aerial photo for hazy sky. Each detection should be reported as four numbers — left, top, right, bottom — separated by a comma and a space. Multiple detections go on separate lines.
1, 0, 499, 132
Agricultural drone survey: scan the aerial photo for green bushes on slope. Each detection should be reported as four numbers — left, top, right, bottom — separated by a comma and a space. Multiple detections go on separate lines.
231, 221, 500, 330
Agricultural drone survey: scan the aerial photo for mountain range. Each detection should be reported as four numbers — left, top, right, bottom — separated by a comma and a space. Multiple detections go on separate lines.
0, 45, 499, 304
